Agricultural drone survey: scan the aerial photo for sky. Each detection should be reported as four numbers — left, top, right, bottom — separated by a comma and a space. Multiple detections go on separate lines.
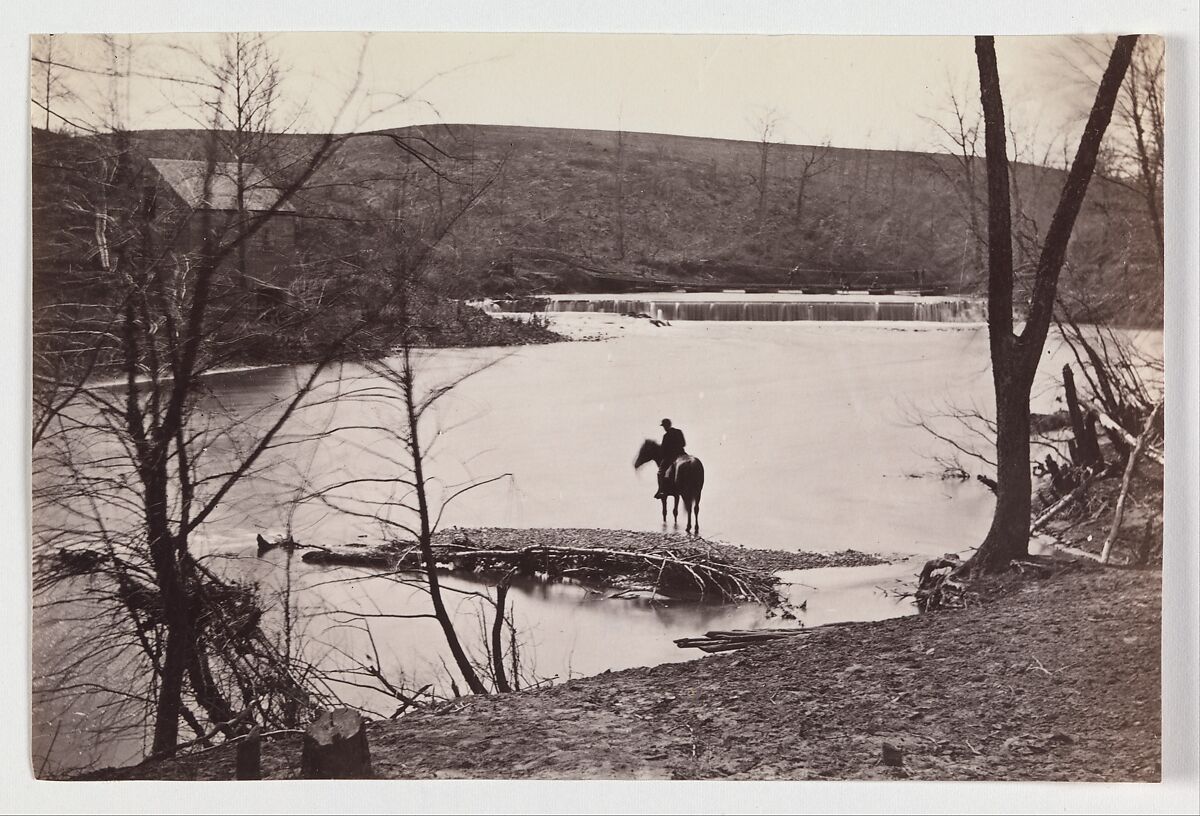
32, 31, 1118, 157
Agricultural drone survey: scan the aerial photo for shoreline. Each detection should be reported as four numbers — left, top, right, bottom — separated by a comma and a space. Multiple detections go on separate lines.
80, 313, 572, 390
78, 561, 1160, 781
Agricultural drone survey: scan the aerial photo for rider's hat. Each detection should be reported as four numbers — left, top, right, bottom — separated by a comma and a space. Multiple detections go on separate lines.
660, 418, 671, 427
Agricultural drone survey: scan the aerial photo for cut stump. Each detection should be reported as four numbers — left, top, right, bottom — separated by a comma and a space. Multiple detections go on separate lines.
300, 709, 372, 779
235, 725, 261, 780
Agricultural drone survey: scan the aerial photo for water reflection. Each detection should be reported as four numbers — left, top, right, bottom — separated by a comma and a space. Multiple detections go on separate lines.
232, 545, 918, 718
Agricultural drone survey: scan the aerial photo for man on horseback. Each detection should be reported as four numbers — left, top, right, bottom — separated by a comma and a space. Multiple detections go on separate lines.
654, 418, 687, 499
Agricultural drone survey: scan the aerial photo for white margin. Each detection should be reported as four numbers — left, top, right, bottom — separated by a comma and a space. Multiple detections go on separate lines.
3, 2, 1197, 814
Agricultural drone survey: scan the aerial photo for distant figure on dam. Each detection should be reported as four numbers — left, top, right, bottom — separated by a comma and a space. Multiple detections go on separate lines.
654, 418, 687, 499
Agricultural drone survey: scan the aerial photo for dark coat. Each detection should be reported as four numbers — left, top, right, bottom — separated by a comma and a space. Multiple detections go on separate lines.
661, 427, 687, 460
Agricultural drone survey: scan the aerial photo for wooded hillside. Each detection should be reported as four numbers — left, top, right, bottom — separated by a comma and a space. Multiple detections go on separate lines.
33, 124, 1163, 325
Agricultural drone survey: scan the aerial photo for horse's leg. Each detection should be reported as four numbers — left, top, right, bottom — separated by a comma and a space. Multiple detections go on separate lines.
672, 495, 680, 525
694, 495, 700, 535
660, 495, 668, 525
683, 496, 693, 534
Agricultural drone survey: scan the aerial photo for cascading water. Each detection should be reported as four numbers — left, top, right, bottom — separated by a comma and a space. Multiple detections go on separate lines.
533, 293, 987, 323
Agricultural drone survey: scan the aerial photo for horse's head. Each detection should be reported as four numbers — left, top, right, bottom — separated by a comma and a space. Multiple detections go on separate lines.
634, 439, 660, 470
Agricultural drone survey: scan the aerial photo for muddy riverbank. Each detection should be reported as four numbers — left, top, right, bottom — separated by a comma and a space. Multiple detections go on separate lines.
83, 560, 1160, 781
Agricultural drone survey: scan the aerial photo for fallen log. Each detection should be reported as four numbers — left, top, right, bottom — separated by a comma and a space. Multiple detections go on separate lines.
301, 548, 406, 569
704, 628, 810, 637
674, 634, 794, 648
698, 641, 789, 654
675, 621, 854, 651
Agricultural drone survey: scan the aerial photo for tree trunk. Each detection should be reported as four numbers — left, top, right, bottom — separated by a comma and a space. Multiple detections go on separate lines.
146, 479, 193, 755
967, 35, 1136, 573
490, 574, 513, 693
402, 346, 489, 695
794, 175, 807, 225
973, 384, 1033, 570
614, 130, 626, 259
152, 624, 188, 754
966, 191, 984, 285
756, 141, 769, 229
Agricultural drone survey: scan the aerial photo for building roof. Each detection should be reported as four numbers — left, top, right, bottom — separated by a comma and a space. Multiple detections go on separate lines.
147, 158, 296, 213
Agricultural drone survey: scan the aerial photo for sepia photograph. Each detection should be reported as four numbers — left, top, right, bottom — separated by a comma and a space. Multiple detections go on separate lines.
10, 2, 1200, 812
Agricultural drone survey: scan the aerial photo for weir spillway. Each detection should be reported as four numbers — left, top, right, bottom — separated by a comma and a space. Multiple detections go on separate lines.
524, 293, 987, 323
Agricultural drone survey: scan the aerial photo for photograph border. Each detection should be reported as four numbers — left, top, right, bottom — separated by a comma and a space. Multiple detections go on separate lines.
4, 1, 1197, 813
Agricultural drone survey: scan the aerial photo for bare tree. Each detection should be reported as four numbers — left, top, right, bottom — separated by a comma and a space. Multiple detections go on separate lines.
33, 34, 60, 130
30, 33, 498, 761
1121, 39, 1165, 266
792, 141, 832, 226
292, 176, 523, 697
749, 110, 779, 230
202, 33, 288, 287
1065, 36, 1164, 268
922, 89, 985, 289
613, 128, 626, 259
967, 35, 1136, 572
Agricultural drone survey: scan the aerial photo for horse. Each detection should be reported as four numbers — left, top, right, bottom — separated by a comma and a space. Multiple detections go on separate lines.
634, 439, 705, 534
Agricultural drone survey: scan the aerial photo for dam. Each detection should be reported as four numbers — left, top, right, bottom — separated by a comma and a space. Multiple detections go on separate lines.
509, 292, 988, 323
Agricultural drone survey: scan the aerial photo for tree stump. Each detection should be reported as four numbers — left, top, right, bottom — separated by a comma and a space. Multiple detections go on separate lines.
236, 725, 261, 780
300, 709, 372, 779
1063, 364, 1102, 467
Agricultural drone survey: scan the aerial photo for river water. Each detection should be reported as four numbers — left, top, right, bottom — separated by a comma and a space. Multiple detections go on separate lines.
193, 314, 1010, 555
32, 302, 1161, 772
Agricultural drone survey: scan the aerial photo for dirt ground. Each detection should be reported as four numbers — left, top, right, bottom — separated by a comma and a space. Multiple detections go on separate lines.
95, 561, 1160, 782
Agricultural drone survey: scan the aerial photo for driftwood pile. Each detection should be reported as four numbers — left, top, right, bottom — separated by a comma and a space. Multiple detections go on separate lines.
1031, 388, 1164, 564
298, 532, 789, 607
430, 539, 785, 607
